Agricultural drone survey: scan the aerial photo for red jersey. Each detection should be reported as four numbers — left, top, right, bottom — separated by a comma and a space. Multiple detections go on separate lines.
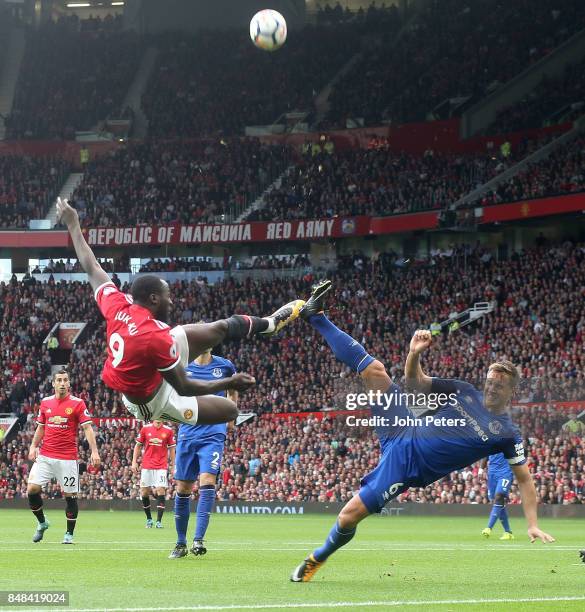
94, 281, 181, 399
37, 394, 92, 460
137, 424, 176, 470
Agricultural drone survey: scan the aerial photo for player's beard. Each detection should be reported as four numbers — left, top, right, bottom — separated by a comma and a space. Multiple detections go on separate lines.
157, 305, 170, 323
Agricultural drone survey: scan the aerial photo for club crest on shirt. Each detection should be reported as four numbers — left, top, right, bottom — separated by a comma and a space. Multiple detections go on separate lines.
488, 420, 503, 435
65, 407, 73, 415
212, 367, 223, 378
183, 409, 194, 420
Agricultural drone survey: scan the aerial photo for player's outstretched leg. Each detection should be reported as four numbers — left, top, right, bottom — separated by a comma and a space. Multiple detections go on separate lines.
291, 493, 369, 582
300, 280, 374, 374
181, 299, 305, 362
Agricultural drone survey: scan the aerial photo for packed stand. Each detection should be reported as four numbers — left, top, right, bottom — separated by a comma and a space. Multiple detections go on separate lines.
2, 405, 584, 504
5, 15, 140, 139
0, 155, 70, 228
141, 19, 378, 138
68, 140, 290, 227
489, 56, 585, 135
474, 134, 585, 206
247, 138, 548, 220
326, 0, 585, 128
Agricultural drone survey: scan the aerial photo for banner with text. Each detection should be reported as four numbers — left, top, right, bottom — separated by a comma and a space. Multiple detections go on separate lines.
83, 217, 371, 247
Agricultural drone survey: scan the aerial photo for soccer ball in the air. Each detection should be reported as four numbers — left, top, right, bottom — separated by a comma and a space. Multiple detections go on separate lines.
250, 9, 287, 52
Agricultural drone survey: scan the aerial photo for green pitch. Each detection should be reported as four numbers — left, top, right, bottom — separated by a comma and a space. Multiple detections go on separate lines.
1, 510, 584, 611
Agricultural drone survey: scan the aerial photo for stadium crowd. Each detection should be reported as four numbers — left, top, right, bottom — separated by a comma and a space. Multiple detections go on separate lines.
474, 134, 585, 206
326, 0, 585, 127
0, 238, 584, 503
5, 130, 581, 230
247, 137, 550, 220
5, 15, 140, 139
489, 56, 585, 135
0, 155, 70, 228
67, 139, 290, 228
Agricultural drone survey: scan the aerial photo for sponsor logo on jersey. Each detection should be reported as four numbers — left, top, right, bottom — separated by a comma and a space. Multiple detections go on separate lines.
212, 367, 223, 378
149, 437, 162, 445
488, 420, 503, 434
452, 403, 489, 442
48, 416, 68, 425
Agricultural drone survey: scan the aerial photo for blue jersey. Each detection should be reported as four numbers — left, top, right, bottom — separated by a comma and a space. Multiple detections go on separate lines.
407, 378, 525, 486
488, 452, 513, 481
361, 378, 526, 512
178, 355, 236, 441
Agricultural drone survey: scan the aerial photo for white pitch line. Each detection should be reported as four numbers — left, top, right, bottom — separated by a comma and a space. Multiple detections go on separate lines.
1, 546, 577, 553
18, 595, 585, 612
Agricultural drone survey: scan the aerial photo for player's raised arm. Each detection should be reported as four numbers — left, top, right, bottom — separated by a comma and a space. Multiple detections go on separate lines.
512, 463, 555, 543
405, 329, 433, 393
56, 197, 111, 293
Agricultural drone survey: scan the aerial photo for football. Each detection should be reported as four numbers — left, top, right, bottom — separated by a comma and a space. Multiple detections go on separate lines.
249, 9, 287, 52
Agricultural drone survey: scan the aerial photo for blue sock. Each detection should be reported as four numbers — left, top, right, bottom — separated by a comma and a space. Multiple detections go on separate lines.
194, 485, 215, 541
312, 520, 356, 562
309, 314, 374, 373
174, 493, 190, 546
487, 504, 503, 529
499, 506, 511, 532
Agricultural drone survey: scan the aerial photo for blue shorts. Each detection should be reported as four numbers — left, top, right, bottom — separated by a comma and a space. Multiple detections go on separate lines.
174, 435, 225, 481
358, 388, 420, 513
359, 437, 412, 514
488, 474, 513, 500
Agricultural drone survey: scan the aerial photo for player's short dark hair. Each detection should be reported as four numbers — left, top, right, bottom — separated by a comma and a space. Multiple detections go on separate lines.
52, 367, 69, 381
488, 360, 520, 388
130, 275, 165, 304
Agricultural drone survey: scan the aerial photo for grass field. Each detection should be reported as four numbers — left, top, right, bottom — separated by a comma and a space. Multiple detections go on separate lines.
0, 510, 584, 611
